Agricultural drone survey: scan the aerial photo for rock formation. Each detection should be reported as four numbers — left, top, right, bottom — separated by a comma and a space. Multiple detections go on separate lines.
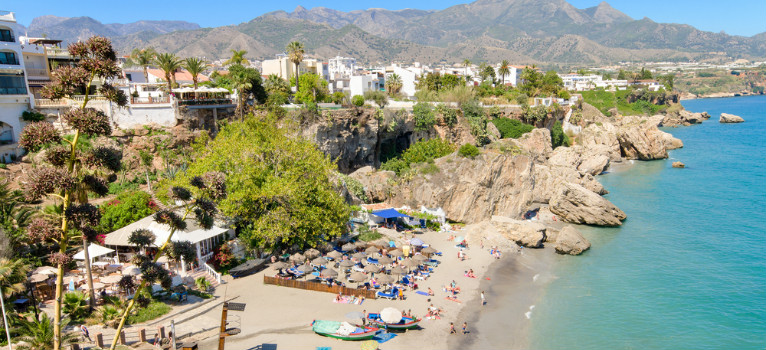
555, 225, 591, 255
719, 113, 745, 123
660, 110, 711, 127
491, 216, 547, 248
672, 161, 685, 168
549, 182, 627, 226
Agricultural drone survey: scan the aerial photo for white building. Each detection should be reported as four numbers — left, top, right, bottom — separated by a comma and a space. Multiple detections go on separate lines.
0, 11, 32, 162
560, 73, 629, 91
262, 54, 327, 83
350, 74, 382, 98
328, 56, 356, 79
495, 65, 519, 86
387, 64, 417, 98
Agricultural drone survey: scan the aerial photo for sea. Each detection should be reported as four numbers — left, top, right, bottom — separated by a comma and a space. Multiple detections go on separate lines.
529, 95, 766, 349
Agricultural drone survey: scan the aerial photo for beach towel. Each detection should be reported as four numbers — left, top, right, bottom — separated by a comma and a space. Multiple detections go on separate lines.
415, 291, 430, 296
372, 332, 397, 344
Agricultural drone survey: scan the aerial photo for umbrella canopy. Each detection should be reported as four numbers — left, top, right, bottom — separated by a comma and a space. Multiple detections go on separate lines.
341, 243, 356, 252
365, 246, 379, 254
413, 254, 428, 262
349, 272, 368, 283
82, 282, 105, 290
410, 238, 425, 246
421, 246, 437, 254
100, 275, 122, 284
311, 257, 328, 266
377, 256, 393, 265
390, 266, 406, 275
339, 259, 356, 268
354, 241, 367, 249
345, 311, 365, 320
360, 340, 379, 350
401, 258, 418, 267
304, 248, 321, 259
320, 268, 338, 278
73, 243, 115, 261
327, 251, 343, 260
363, 264, 381, 273
376, 274, 394, 284
389, 250, 404, 257
380, 307, 402, 324
351, 252, 367, 261
29, 274, 49, 283
297, 264, 314, 273
271, 261, 289, 270
33, 266, 57, 275
370, 238, 389, 248
122, 266, 141, 276
290, 253, 305, 262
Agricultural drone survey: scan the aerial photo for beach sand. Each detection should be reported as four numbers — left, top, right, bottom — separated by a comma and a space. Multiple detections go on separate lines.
186, 225, 548, 350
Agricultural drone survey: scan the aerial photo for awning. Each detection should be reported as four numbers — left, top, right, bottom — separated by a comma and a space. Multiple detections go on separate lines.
104, 213, 229, 247
73, 243, 115, 261
372, 208, 411, 219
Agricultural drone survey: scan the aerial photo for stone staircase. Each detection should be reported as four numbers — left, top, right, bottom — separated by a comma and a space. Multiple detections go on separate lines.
187, 268, 220, 290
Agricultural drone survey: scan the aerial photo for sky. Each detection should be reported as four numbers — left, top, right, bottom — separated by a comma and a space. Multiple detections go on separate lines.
7, 0, 766, 37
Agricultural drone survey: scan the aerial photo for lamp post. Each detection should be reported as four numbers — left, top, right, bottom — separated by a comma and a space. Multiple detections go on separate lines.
0, 289, 13, 350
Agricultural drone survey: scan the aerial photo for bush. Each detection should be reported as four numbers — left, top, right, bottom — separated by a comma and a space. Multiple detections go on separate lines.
126, 300, 171, 324
357, 225, 382, 241
364, 90, 388, 108
381, 138, 455, 175
491, 118, 534, 139
435, 104, 458, 126
551, 121, 570, 149
22, 110, 46, 122
458, 143, 480, 158
351, 95, 365, 107
413, 102, 435, 131
99, 191, 157, 232
340, 174, 368, 203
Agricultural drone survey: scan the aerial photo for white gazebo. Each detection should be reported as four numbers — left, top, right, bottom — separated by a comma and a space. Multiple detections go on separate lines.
73, 243, 115, 262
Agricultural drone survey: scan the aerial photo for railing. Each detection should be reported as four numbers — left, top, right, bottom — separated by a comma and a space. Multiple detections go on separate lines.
25, 68, 48, 77
35, 98, 67, 107
71, 95, 109, 102
177, 98, 233, 106
263, 275, 378, 299
203, 262, 222, 284
130, 96, 170, 104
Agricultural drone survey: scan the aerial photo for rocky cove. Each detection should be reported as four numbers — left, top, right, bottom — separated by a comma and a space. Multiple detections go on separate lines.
298, 103, 714, 256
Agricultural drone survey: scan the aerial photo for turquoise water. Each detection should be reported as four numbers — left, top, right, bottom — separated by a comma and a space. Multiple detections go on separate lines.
530, 96, 766, 349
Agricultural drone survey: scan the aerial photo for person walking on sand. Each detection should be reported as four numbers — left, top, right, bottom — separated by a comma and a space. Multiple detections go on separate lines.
450, 322, 457, 334
481, 291, 486, 306
462, 322, 468, 334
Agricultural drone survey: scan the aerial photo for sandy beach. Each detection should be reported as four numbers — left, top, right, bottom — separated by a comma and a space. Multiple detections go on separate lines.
177, 224, 553, 350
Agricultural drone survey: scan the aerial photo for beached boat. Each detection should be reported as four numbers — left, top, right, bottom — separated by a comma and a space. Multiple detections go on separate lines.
312, 320, 380, 340
366, 313, 422, 330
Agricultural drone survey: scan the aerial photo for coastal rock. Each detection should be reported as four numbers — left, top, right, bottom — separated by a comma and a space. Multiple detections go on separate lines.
490, 216, 546, 248
516, 128, 553, 162
348, 166, 396, 203
548, 145, 610, 176
719, 113, 745, 123
555, 225, 591, 255
672, 161, 685, 168
549, 182, 627, 226
486, 121, 502, 143
660, 131, 684, 150
579, 122, 622, 162
661, 110, 711, 127
616, 119, 669, 160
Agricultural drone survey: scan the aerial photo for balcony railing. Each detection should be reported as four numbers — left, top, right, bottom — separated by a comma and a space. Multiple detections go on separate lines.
177, 98, 233, 106
35, 98, 68, 107
130, 96, 170, 104
25, 68, 48, 77
0, 87, 27, 95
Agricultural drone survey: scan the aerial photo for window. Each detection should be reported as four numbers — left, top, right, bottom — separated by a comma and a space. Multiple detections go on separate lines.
0, 73, 27, 95
0, 51, 18, 65
0, 29, 13, 43
125, 73, 133, 81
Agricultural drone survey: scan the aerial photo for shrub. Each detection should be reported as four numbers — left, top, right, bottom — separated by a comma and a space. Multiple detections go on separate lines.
551, 121, 570, 149
381, 138, 454, 175
22, 110, 46, 122
413, 102, 435, 131
364, 90, 388, 108
357, 225, 382, 242
126, 300, 171, 324
491, 118, 534, 139
99, 191, 157, 232
458, 143, 480, 158
340, 174, 368, 203
351, 95, 365, 107
63, 291, 89, 323
435, 104, 458, 126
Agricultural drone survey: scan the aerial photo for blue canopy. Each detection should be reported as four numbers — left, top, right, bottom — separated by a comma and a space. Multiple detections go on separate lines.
372, 208, 410, 219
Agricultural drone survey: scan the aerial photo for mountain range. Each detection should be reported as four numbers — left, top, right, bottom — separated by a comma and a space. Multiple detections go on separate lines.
22, 0, 766, 65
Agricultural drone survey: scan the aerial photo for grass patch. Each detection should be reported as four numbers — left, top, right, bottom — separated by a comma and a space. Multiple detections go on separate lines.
188, 290, 213, 299
491, 118, 534, 139
126, 301, 171, 324
581, 89, 667, 116
358, 226, 382, 242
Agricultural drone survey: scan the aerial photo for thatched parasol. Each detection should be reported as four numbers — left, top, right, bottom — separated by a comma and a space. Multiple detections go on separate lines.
363, 264, 381, 273
365, 246, 379, 255
349, 272, 368, 283
297, 264, 314, 273
413, 254, 428, 262
311, 257, 328, 266
377, 256, 393, 265
29, 274, 49, 283
341, 243, 356, 252
304, 248, 321, 259
339, 259, 356, 268
354, 241, 367, 249
271, 261, 289, 270
390, 266, 406, 275
320, 268, 338, 278
351, 252, 367, 261
376, 274, 394, 284
327, 250, 343, 260
421, 246, 437, 255
290, 253, 305, 262
389, 250, 404, 257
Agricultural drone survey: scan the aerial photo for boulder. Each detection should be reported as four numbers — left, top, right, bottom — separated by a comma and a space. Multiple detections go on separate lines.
661, 110, 710, 127
490, 216, 546, 248
486, 121, 502, 143
549, 182, 627, 226
555, 225, 591, 255
719, 113, 744, 123
517, 128, 553, 162
672, 161, 685, 168
349, 166, 396, 203
616, 122, 669, 160
660, 131, 684, 150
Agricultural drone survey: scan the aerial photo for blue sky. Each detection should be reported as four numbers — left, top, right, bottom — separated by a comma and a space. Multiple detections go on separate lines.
8, 0, 766, 37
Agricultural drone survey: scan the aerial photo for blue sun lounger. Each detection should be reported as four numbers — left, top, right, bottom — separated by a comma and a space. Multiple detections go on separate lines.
376, 287, 399, 300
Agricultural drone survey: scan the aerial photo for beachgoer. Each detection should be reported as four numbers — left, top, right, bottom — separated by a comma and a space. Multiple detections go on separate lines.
398, 288, 404, 300
451, 280, 457, 289
462, 322, 468, 334
152, 333, 160, 346
481, 291, 485, 306
362, 310, 367, 325
80, 324, 91, 342
428, 287, 434, 296
450, 322, 457, 334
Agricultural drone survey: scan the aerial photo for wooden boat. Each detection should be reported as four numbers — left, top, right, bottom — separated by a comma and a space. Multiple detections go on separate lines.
312, 320, 380, 340
366, 313, 422, 330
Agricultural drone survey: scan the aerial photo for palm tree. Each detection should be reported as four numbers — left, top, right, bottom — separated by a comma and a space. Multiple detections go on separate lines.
463, 59, 471, 78
286, 41, 305, 91
498, 60, 511, 86
264, 74, 289, 95
231, 72, 252, 118
385, 73, 403, 95
154, 53, 182, 96
124, 48, 156, 83
183, 57, 209, 89
0, 258, 28, 298
14, 313, 76, 350
224, 50, 249, 66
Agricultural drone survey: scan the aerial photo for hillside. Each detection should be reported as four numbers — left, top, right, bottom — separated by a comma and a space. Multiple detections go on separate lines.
24, 15, 199, 43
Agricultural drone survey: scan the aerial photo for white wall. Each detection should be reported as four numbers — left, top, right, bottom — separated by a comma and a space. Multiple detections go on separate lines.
392, 66, 417, 98
112, 104, 176, 129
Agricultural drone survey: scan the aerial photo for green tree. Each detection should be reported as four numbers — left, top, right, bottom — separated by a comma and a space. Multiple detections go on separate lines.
658, 74, 675, 90
458, 143, 480, 158
364, 90, 388, 109
541, 70, 564, 96
14, 313, 76, 350
98, 191, 156, 233
639, 67, 653, 80
293, 73, 329, 105
351, 95, 365, 107
520, 66, 543, 97
551, 120, 570, 149
413, 102, 435, 131
264, 74, 290, 95
463, 59, 471, 77
153, 53, 182, 95
224, 49, 249, 66
183, 57, 209, 89
498, 60, 510, 86
481, 65, 496, 84
124, 48, 156, 83
167, 115, 349, 251
617, 69, 628, 80
385, 73, 403, 96
229, 64, 267, 117
286, 41, 305, 91
20, 36, 127, 349
62, 291, 88, 323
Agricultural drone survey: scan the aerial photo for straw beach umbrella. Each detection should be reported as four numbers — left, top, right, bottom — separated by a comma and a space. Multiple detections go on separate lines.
413, 254, 427, 262
341, 243, 356, 252
376, 274, 394, 285
290, 253, 305, 262
304, 248, 321, 259
297, 264, 314, 279
421, 246, 436, 256
271, 261, 289, 270
355, 241, 367, 249
320, 268, 338, 278
364, 264, 381, 274
312, 257, 328, 266
29, 274, 49, 283
327, 250, 343, 260
365, 246, 379, 255
389, 250, 403, 258
377, 256, 393, 265
350, 272, 368, 283
352, 252, 367, 261
390, 266, 406, 276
